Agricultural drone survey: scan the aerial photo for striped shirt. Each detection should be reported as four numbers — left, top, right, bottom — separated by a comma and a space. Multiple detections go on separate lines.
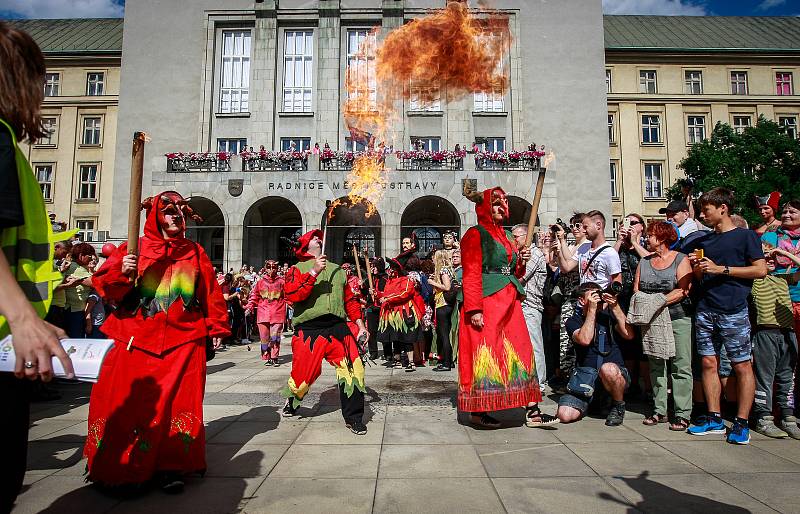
751, 275, 794, 329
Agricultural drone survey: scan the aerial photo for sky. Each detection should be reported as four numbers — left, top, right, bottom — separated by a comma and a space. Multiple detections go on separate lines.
0, 0, 797, 19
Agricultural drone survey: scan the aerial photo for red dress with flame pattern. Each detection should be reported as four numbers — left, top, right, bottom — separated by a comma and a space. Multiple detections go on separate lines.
83, 192, 230, 485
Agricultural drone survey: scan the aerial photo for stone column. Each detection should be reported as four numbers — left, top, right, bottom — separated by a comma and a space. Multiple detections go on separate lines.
316, 0, 341, 148
251, 0, 278, 148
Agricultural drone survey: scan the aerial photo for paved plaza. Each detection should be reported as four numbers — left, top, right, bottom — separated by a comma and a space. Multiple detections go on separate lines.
16, 340, 800, 513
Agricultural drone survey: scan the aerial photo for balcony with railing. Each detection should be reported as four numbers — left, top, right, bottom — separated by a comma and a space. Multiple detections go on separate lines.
164, 145, 546, 173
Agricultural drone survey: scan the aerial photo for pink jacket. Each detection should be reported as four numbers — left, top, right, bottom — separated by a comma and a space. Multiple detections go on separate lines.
246, 275, 287, 324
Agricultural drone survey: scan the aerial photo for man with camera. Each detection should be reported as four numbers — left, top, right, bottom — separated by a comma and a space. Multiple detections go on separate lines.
554, 210, 621, 289
557, 282, 636, 426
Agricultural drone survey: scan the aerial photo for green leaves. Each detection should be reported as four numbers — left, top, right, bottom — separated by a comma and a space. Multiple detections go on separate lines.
670, 116, 800, 225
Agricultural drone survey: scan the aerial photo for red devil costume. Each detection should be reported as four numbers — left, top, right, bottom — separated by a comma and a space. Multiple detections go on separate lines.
84, 191, 229, 487
246, 265, 286, 362
378, 258, 425, 367
458, 187, 542, 413
281, 230, 367, 432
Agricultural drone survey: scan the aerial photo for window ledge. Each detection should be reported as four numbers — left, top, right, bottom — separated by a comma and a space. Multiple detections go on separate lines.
34, 144, 58, 149
75, 199, 99, 204
78, 144, 102, 149
472, 111, 508, 117
407, 110, 444, 117
643, 197, 667, 202
215, 112, 251, 118
278, 111, 315, 117
640, 142, 664, 147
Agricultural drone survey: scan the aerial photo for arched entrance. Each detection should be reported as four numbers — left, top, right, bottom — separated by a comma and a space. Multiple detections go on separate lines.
400, 196, 460, 257
244, 197, 303, 266
505, 195, 534, 232
324, 197, 381, 261
186, 197, 225, 269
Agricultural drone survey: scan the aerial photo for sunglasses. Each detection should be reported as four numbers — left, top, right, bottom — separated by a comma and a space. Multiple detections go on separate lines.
629, 220, 642, 226
571, 223, 583, 229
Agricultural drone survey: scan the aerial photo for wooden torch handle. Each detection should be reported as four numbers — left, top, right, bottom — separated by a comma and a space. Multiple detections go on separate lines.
523, 167, 547, 248
127, 132, 147, 254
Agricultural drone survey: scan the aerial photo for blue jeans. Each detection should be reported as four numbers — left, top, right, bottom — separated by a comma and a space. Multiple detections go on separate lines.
695, 310, 752, 364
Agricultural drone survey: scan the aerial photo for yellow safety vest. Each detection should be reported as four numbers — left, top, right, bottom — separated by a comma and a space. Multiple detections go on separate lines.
0, 118, 75, 337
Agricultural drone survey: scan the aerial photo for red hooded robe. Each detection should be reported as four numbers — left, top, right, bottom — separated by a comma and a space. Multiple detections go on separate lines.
457, 187, 542, 412
83, 191, 229, 485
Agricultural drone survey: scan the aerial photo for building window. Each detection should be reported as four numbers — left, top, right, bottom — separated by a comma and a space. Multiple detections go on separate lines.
477, 137, 505, 153
731, 71, 748, 95
643, 163, 663, 199
412, 137, 441, 151
76, 219, 95, 242
685, 70, 703, 94
345, 227, 375, 257
410, 82, 441, 112
641, 114, 661, 144
78, 164, 99, 200
283, 30, 313, 112
34, 164, 54, 201
639, 70, 657, 94
474, 33, 505, 112
606, 69, 612, 93
38, 117, 58, 146
687, 115, 706, 144
347, 29, 377, 110
413, 227, 441, 256
733, 115, 751, 134
86, 72, 104, 96
220, 30, 251, 114
280, 138, 311, 152
776, 72, 794, 96
217, 138, 247, 154
610, 161, 618, 199
608, 114, 615, 144
81, 117, 102, 146
779, 116, 798, 139
345, 137, 366, 152
44, 73, 60, 97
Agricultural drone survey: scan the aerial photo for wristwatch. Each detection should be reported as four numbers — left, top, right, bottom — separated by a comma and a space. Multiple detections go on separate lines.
723, 266, 730, 275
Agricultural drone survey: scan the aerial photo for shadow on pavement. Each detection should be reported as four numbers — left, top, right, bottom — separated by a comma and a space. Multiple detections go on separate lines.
598, 471, 752, 513
206, 362, 236, 375
36, 405, 280, 513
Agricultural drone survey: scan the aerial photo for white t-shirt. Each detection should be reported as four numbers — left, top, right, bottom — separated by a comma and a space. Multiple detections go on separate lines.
571, 241, 621, 288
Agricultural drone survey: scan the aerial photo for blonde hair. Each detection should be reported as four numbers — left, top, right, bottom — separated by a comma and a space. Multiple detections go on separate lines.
433, 249, 452, 277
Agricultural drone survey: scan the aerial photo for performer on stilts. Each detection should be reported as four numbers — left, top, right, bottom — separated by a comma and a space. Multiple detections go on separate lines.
458, 187, 558, 428
246, 260, 286, 366
85, 191, 230, 492
281, 230, 369, 435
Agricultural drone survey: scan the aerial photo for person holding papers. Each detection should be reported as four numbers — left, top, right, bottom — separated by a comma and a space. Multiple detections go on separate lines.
84, 191, 229, 493
0, 22, 75, 512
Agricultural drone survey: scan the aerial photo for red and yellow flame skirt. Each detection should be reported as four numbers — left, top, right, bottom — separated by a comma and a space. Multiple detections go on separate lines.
457, 283, 542, 412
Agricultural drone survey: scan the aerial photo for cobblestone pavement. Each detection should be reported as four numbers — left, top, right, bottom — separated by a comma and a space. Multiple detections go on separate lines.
16, 340, 800, 513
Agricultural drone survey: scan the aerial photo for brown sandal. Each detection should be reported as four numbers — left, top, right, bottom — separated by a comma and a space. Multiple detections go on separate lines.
642, 414, 668, 426
669, 417, 690, 431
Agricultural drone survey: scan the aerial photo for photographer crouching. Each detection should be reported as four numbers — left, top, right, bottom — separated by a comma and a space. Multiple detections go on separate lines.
557, 282, 636, 426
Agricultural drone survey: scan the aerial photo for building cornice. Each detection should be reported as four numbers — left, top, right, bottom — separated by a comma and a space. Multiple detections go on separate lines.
605, 50, 800, 65
607, 94, 800, 106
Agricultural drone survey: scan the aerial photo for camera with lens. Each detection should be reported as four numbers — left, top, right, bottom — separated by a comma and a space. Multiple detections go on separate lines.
597, 282, 623, 303
549, 218, 569, 235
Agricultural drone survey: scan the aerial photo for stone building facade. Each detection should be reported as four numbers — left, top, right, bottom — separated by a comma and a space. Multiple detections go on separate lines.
110, 0, 610, 269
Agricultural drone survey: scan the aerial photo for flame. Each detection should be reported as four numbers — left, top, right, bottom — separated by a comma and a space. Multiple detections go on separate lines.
339, 1, 511, 223
542, 150, 556, 169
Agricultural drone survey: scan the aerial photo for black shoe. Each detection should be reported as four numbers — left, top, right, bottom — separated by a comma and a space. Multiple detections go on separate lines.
470, 413, 502, 428
605, 402, 626, 426
346, 421, 368, 435
282, 398, 297, 417
159, 473, 184, 494
433, 364, 451, 372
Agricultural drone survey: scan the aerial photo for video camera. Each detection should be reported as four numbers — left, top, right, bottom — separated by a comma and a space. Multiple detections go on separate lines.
549, 218, 569, 235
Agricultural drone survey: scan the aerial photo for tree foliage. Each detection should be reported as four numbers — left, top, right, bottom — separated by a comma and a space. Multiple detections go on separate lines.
668, 116, 800, 225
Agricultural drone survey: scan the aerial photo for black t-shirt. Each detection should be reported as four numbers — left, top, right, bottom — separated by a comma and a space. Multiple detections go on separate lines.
684, 227, 764, 314
565, 304, 625, 369
0, 124, 24, 230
